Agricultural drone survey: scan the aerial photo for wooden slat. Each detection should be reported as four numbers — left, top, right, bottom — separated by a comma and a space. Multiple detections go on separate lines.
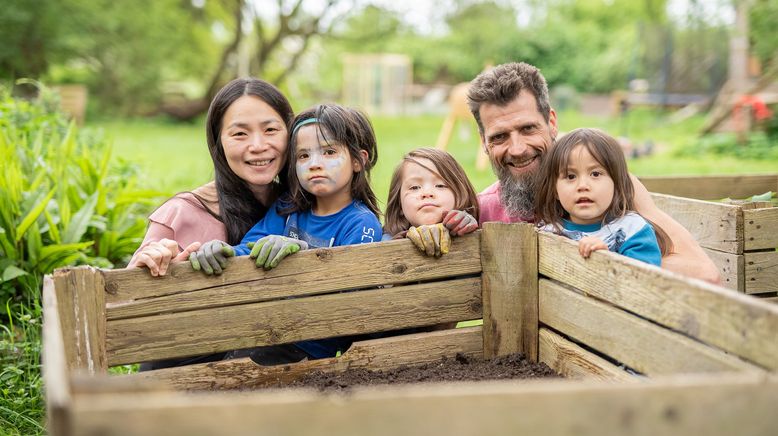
106, 277, 482, 366
42, 276, 73, 436
481, 223, 538, 360
70, 373, 778, 436
640, 174, 778, 200
103, 233, 482, 310
745, 250, 778, 294
129, 327, 483, 391
650, 193, 742, 254
52, 268, 107, 373
704, 248, 743, 292
743, 207, 778, 251
538, 328, 636, 382
538, 232, 778, 370
539, 279, 760, 375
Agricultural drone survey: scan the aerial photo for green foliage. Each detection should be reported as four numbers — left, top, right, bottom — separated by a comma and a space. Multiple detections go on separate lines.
676, 132, 778, 161
750, 0, 778, 66
0, 85, 163, 434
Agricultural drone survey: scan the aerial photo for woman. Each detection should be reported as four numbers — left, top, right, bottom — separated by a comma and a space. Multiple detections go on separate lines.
128, 78, 295, 369
128, 78, 294, 276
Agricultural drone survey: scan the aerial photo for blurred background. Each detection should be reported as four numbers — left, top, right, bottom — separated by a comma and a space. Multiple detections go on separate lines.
1, 1, 777, 433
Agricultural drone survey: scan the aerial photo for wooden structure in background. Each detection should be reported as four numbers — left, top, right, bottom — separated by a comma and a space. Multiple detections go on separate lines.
434, 82, 490, 171
44, 223, 777, 435
342, 54, 411, 116
641, 173, 778, 297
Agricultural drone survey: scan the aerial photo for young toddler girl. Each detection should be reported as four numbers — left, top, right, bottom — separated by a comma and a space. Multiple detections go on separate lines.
384, 148, 479, 256
191, 103, 383, 360
534, 128, 670, 265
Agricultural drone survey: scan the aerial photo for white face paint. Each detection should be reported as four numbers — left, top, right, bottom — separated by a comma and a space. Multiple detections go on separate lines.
294, 124, 356, 209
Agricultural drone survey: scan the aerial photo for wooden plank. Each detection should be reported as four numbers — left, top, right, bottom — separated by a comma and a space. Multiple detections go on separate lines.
538, 279, 761, 375
71, 373, 778, 436
761, 296, 778, 304
129, 327, 483, 391
42, 276, 73, 436
481, 223, 538, 360
106, 277, 482, 366
103, 233, 482, 313
650, 193, 742, 254
538, 328, 636, 382
640, 174, 778, 200
538, 231, 778, 370
704, 248, 743, 292
52, 267, 107, 373
745, 250, 778, 294
743, 207, 778, 251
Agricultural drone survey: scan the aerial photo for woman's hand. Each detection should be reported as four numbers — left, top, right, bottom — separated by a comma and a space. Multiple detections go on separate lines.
190, 240, 235, 275
134, 239, 201, 277
578, 236, 608, 258
441, 209, 478, 236
407, 224, 451, 257
249, 235, 308, 270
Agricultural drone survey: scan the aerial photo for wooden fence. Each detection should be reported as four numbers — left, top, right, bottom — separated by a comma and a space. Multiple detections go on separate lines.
641, 174, 778, 298
44, 223, 778, 435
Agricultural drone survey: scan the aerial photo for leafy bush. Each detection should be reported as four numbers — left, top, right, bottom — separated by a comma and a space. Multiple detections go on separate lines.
0, 83, 163, 434
675, 131, 778, 161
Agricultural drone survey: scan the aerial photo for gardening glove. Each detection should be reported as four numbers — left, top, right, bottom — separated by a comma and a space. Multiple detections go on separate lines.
249, 235, 308, 270
406, 223, 451, 257
441, 209, 479, 236
189, 240, 235, 275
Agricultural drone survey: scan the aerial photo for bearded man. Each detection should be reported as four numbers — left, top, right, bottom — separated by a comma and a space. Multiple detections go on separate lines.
468, 62, 720, 284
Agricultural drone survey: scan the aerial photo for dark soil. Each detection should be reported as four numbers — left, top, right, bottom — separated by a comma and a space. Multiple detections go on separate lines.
279, 353, 559, 392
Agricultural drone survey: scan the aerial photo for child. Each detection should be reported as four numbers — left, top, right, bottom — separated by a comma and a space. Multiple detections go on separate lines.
191, 103, 383, 360
535, 128, 670, 266
384, 148, 480, 256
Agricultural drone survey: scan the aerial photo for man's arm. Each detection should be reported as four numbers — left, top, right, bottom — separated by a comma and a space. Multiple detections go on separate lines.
630, 174, 721, 284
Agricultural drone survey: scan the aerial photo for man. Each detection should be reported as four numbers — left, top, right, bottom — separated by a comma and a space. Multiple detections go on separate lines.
467, 62, 720, 284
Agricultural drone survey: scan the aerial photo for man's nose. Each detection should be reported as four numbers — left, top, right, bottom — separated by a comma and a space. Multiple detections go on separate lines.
505, 132, 528, 156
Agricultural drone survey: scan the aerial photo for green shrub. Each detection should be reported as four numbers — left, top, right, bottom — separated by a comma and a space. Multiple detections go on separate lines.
0, 83, 163, 434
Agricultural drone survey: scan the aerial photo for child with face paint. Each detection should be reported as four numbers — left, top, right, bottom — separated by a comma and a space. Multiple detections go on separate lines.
190, 104, 382, 360
384, 148, 480, 257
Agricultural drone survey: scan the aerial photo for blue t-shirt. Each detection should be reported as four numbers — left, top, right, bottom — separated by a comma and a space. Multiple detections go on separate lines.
542, 212, 661, 266
235, 199, 383, 359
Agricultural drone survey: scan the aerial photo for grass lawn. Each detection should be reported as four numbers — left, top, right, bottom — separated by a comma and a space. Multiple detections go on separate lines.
91, 108, 778, 208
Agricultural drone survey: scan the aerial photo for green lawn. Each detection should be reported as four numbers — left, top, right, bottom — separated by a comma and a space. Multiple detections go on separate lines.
90, 109, 778, 207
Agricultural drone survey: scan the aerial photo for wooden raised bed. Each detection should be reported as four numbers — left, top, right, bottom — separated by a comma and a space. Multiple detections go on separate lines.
641, 173, 778, 298
44, 223, 778, 435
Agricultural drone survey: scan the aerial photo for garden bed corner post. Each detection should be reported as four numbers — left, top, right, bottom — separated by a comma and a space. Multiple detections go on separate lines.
480, 223, 539, 361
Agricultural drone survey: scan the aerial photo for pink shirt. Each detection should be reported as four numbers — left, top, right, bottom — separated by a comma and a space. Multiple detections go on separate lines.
477, 181, 533, 224
128, 182, 227, 267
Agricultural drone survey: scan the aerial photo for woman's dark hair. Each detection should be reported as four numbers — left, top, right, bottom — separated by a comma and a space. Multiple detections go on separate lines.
535, 128, 672, 255
204, 77, 295, 244
282, 104, 380, 218
384, 148, 479, 236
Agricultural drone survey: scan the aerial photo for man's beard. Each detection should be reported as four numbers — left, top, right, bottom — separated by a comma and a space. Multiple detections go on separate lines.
495, 162, 538, 220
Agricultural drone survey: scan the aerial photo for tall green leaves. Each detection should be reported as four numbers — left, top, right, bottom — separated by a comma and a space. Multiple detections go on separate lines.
0, 84, 162, 303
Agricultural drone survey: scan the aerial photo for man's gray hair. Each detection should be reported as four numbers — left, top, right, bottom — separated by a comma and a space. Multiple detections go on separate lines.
467, 62, 551, 135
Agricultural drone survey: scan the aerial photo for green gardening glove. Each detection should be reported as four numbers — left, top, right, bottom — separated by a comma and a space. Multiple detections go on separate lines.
189, 240, 235, 275
249, 235, 309, 270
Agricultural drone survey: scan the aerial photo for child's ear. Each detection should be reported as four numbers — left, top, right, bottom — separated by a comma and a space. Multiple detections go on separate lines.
352, 149, 369, 172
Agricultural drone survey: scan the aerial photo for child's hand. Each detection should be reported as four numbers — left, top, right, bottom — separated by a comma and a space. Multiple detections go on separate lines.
190, 240, 235, 275
407, 223, 451, 257
442, 209, 478, 236
578, 236, 607, 258
135, 239, 201, 277
249, 235, 309, 270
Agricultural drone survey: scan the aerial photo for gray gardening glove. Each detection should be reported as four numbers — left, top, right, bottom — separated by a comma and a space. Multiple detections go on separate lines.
189, 240, 235, 275
406, 223, 451, 257
441, 209, 479, 236
249, 235, 308, 270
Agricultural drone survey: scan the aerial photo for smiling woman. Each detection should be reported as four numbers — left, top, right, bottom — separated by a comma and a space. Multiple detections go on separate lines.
127, 78, 294, 277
